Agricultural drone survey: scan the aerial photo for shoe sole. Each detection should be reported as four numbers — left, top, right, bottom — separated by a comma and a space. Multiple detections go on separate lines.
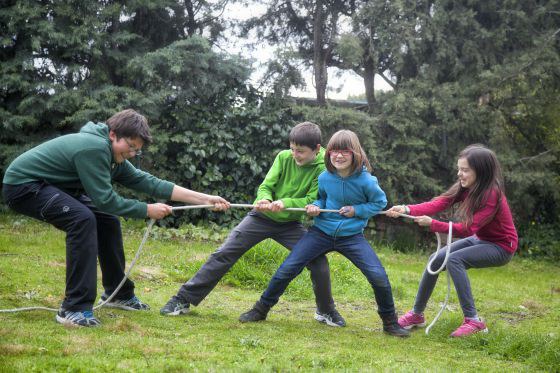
402, 322, 426, 330
161, 308, 190, 316
314, 313, 345, 327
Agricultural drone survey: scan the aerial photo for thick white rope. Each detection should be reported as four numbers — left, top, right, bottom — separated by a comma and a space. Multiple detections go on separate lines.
0, 204, 338, 314
424, 222, 453, 335
1, 204, 453, 331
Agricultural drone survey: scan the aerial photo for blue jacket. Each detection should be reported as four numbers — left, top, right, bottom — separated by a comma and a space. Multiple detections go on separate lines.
312, 167, 387, 237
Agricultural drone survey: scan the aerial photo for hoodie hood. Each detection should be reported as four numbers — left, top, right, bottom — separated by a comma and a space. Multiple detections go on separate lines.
80, 121, 110, 139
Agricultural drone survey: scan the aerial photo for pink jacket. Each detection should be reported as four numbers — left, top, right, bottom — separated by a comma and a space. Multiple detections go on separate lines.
408, 190, 518, 253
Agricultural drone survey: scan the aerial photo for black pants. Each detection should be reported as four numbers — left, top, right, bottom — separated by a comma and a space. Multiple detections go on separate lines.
3, 182, 135, 311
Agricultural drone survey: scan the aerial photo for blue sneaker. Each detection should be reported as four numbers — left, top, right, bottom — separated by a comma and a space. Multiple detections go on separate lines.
99, 294, 150, 311
56, 309, 101, 327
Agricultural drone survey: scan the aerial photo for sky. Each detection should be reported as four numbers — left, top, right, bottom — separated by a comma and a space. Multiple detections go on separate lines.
221, 2, 393, 100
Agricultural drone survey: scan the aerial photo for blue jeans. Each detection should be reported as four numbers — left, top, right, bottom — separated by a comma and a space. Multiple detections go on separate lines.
260, 226, 396, 316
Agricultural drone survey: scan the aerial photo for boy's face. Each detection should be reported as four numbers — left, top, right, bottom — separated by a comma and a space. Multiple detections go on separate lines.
290, 142, 320, 166
109, 130, 144, 163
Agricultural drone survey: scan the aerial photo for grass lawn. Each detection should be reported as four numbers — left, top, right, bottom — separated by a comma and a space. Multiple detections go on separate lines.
1, 214, 559, 372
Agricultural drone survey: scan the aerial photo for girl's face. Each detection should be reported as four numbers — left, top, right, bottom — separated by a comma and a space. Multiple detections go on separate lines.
329, 149, 353, 176
457, 157, 476, 189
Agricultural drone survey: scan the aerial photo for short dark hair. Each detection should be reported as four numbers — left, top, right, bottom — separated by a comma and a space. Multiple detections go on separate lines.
288, 121, 322, 149
106, 109, 152, 145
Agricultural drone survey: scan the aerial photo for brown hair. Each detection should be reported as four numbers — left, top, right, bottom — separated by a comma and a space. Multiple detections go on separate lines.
289, 121, 322, 149
440, 144, 504, 227
325, 130, 372, 174
106, 109, 152, 145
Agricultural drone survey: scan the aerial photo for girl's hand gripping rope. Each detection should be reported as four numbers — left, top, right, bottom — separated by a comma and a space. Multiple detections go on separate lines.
305, 204, 321, 217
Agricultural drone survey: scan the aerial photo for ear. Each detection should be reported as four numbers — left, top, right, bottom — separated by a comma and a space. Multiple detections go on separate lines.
109, 130, 117, 142
314, 144, 321, 153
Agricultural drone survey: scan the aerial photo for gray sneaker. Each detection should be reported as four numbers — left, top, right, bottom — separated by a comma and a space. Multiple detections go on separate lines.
315, 309, 346, 327
160, 296, 190, 316
99, 294, 150, 311
56, 309, 101, 327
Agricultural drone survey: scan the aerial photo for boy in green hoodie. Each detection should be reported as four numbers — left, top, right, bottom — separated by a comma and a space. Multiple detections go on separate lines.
2, 109, 229, 327
160, 122, 346, 327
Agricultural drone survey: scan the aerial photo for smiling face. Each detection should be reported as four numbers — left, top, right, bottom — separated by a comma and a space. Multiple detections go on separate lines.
109, 130, 144, 163
290, 142, 319, 166
457, 157, 477, 189
329, 149, 353, 177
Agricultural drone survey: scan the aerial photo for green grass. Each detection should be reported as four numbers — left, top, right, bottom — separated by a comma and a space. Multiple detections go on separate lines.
1, 214, 559, 372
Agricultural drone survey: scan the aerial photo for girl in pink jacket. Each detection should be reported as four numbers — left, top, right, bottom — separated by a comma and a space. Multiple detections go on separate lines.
386, 144, 517, 337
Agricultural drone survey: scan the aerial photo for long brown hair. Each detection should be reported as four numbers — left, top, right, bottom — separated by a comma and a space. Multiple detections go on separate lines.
325, 130, 372, 174
440, 144, 504, 227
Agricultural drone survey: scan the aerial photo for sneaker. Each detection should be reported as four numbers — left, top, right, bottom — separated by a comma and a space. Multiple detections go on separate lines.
99, 294, 150, 311
56, 309, 101, 327
160, 296, 190, 316
239, 301, 269, 323
398, 310, 426, 329
451, 318, 488, 337
315, 309, 346, 327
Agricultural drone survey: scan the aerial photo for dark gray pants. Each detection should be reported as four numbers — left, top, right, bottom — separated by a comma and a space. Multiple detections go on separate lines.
176, 211, 336, 313
413, 236, 513, 318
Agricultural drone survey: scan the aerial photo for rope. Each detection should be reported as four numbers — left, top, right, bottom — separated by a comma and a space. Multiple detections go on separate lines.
0, 219, 157, 314
1, 203, 454, 331
0, 204, 338, 314
424, 222, 453, 335
378, 211, 453, 334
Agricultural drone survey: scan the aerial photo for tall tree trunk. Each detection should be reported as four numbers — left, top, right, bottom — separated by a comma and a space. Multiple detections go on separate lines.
313, 0, 327, 105
363, 56, 376, 113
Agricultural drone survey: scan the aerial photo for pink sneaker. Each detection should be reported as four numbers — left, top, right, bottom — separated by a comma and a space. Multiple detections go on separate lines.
451, 318, 488, 337
398, 311, 426, 329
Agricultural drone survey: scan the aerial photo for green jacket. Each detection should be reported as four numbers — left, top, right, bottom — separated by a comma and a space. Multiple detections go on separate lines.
3, 122, 174, 218
254, 148, 325, 223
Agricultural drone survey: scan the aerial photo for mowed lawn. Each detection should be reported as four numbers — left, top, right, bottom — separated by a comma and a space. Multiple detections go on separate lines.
0, 214, 559, 372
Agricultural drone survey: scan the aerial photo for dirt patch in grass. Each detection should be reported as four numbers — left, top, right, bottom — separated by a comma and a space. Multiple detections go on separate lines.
47, 260, 65, 268
106, 318, 146, 336
497, 300, 545, 324
0, 343, 31, 355
133, 266, 167, 280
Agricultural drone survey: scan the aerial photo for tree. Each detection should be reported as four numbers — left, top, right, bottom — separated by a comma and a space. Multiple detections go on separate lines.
242, 0, 355, 105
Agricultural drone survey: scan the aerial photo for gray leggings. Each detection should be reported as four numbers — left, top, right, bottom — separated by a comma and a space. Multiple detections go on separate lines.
413, 236, 513, 318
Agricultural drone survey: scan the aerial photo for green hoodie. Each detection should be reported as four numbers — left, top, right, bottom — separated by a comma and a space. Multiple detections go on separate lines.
3, 122, 174, 218
254, 148, 325, 223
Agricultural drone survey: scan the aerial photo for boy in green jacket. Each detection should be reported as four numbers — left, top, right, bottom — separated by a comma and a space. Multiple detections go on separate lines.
160, 122, 346, 327
2, 109, 229, 327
